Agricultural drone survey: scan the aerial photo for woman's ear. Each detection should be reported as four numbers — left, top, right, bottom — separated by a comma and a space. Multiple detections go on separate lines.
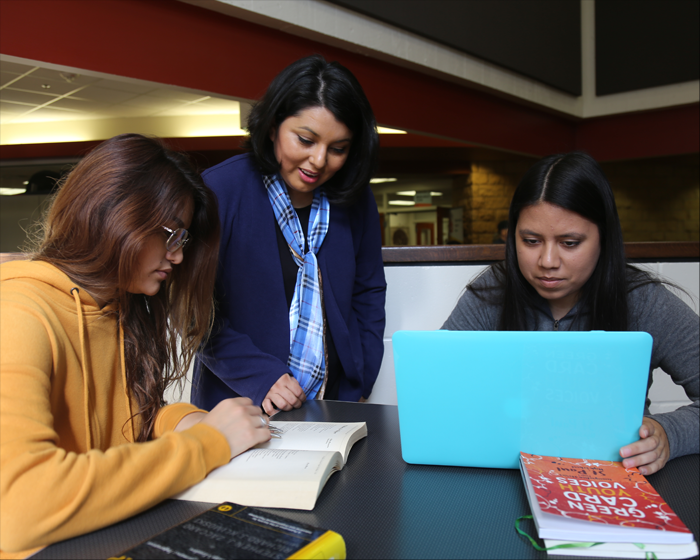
269, 125, 277, 143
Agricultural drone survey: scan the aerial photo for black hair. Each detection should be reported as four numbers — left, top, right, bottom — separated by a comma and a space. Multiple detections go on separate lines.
497, 220, 509, 231
245, 55, 379, 205
471, 152, 659, 331
502, 152, 627, 329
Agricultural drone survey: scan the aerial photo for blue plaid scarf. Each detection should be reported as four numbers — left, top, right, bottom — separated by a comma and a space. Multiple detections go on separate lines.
264, 175, 330, 399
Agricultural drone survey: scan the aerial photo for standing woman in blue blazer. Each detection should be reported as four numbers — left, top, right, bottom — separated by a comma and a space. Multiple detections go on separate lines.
193, 55, 387, 415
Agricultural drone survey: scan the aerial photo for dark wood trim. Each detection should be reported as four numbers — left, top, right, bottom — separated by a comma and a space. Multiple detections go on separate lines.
382, 242, 700, 263
0, 138, 246, 161
623, 241, 700, 260
382, 245, 505, 263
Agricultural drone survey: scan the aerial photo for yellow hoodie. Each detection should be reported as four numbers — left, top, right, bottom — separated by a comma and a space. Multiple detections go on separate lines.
0, 261, 230, 558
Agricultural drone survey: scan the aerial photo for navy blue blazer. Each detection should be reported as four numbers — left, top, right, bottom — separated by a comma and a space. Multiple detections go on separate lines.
192, 154, 387, 410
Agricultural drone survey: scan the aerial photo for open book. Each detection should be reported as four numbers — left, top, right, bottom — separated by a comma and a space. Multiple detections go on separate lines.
174, 422, 367, 510
519, 452, 698, 559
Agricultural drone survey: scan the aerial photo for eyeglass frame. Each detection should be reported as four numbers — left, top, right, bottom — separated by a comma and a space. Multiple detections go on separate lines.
162, 226, 190, 252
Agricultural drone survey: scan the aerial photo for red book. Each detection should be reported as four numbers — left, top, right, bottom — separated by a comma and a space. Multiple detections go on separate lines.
519, 452, 694, 545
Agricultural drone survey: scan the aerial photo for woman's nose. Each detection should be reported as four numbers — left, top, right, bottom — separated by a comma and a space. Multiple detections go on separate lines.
539, 243, 560, 268
166, 247, 184, 265
309, 145, 327, 168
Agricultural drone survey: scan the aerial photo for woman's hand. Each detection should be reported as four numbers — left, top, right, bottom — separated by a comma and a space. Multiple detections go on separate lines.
262, 373, 306, 416
619, 417, 670, 475
175, 397, 271, 459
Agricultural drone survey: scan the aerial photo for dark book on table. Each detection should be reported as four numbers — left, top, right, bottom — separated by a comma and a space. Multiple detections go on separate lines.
110, 502, 346, 559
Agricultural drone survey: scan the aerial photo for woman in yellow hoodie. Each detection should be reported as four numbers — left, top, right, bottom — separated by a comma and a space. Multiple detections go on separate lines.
0, 134, 272, 558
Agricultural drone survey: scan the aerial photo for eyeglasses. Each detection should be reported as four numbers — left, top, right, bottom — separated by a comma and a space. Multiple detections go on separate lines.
162, 226, 190, 252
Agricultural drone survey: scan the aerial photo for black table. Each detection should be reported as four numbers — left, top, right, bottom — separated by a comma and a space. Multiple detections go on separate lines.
36, 401, 699, 559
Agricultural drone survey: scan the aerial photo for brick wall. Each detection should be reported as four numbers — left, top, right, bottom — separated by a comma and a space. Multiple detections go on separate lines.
457, 153, 699, 244
601, 154, 699, 242
462, 155, 535, 244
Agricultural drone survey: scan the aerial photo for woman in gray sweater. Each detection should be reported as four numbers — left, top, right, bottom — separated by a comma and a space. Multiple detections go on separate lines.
443, 152, 698, 475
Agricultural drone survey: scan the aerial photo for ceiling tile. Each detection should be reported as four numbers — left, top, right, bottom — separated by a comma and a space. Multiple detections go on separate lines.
1, 71, 26, 88
69, 86, 140, 104
0, 61, 39, 77
49, 97, 111, 114
11, 107, 87, 122
7, 76, 82, 97
0, 89, 57, 106
1, 60, 250, 135
120, 94, 181, 112
193, 97, 240, 111
148, 89, 210, 102
158, 104, 237, 117
0, 98, 36, 109
0, 101, 29, 114
29, 68, 101, 86
98, 105, 166, 118
94, 79, 158, 95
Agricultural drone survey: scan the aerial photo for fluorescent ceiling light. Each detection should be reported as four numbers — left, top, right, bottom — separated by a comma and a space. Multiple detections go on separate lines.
388, 200, 415, 206
396, 191, 444, 196
370, 178, 397, 184
0, 188, 27, 196
376, 126, 406, 134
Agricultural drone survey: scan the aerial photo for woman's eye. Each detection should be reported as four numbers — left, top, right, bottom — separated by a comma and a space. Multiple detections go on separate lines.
562, 240, 580, 248
297, 136, 313, 146
330, 146, 348, 155
522, 237, 539, 245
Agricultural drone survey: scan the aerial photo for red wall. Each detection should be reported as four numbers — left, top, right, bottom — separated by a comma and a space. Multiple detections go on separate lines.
1, 0, 697, 161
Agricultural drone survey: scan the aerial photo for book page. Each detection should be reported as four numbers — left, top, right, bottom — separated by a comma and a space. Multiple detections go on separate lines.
542, 539, 699, 559
174, 449, 343, 510
260, 421, 367, 463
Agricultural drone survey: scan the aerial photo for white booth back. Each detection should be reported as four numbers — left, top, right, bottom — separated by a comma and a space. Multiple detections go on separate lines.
367, 261, 699, 415
169, 261, 698, 415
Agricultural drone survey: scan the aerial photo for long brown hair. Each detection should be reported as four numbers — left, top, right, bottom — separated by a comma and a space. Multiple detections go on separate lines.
35, 133, 220, 442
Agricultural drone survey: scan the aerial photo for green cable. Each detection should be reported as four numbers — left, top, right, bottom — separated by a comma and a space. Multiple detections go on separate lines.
514, 516, 658, 559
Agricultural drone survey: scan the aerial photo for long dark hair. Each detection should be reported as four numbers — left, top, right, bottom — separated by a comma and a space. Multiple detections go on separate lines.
469, 152, 635, 330
502, 152, 627, 330
245, 54, 379, 205
35, 133, 220, 441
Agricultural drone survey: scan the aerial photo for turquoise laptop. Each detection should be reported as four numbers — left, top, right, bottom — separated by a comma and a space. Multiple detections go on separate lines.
393, 330, 653, 469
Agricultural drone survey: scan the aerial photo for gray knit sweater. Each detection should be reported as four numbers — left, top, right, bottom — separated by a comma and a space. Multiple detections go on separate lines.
442, 266, 699, 460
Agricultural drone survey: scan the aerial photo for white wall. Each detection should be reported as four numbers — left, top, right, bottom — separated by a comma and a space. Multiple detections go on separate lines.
168, 261, 699, 414
367, 261, 700, 416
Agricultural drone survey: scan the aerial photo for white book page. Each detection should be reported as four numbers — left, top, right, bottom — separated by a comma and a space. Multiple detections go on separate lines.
208, 449, 335, 480
543, 539, 699, 559
259, 421, 367, 462
174, 449, 341, 510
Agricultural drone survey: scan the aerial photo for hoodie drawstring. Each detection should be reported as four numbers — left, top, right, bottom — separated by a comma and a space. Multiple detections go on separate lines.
71, 287, 92, 450
71, 288, 135, 447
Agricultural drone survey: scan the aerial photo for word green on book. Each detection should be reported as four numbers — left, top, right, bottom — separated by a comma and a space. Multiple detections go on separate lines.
518, 452, 697, 559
